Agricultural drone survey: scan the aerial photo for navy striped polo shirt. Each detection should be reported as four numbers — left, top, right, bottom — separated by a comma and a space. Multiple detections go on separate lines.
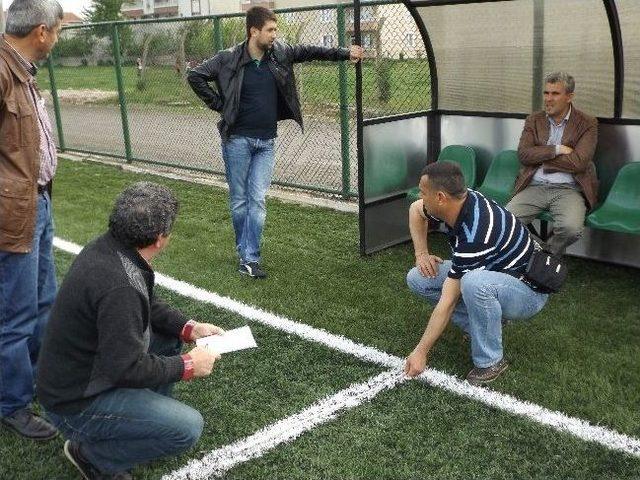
427, 189, 535, 280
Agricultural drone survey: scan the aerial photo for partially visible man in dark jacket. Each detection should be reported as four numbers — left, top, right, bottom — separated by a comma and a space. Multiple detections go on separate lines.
0, 0, 62, 441
38, 182, 223, 479
188, 6, 363, 279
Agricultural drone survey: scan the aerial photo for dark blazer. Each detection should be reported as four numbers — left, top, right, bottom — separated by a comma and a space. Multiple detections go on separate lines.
514, 106, 599, 210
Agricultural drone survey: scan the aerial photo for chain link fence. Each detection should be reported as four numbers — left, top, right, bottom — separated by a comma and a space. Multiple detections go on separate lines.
42, 1, 430, 198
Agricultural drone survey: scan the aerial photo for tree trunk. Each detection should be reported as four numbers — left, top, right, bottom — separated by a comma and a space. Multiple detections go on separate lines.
177, 29, 188, 82
140, 34, 153, 78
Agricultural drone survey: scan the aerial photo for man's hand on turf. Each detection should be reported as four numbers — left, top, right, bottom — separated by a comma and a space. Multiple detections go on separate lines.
404, 347, 428, 378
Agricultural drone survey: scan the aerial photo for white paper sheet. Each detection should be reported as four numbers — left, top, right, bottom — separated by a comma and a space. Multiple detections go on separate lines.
195, 326, 257, 355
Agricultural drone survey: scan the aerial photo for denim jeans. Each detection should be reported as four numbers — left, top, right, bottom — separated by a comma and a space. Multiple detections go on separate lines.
222, 135, 275, 264
406, 261, 548, 368
46, 332, 203, 475
0, 192, 56, 416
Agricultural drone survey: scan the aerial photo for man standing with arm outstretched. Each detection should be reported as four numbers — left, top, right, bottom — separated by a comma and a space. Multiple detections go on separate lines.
188, 6, 363, 279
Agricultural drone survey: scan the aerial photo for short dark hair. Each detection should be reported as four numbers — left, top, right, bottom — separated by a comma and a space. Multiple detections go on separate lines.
108, 182, 179, 249
246, 6, 276, 39
421, 161, 467, 199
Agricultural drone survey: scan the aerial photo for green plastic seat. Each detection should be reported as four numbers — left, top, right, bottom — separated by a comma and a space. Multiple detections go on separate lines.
438, 145, 477, 188
477, 150, 520, 206
407, 145, 477, 202
586, 162, 640, 235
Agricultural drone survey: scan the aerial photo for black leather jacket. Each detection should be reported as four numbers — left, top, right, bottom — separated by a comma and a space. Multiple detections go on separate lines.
187, 40, 350, 138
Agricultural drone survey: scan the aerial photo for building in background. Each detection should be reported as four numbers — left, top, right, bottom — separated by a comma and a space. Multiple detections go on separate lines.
62, 12, 84, 26
122, 0, 212, 19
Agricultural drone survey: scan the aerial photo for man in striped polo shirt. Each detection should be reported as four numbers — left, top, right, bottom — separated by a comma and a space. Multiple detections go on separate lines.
404, 162, 549, 384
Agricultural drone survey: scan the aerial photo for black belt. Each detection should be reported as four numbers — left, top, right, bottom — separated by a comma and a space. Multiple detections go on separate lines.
37, 183, 49, 195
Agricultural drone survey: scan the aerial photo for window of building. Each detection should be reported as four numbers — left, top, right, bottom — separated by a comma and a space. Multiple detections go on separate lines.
348, 6, 376, 23
405, 33, 415, 47
320, 9, 333, 23
362, 32, 373, 48
361, 6, 375, 22
191, 0, 200, 15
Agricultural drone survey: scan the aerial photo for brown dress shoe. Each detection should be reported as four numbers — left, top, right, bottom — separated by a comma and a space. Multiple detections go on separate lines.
466, 358, 509, 385
1, 407, 58, 440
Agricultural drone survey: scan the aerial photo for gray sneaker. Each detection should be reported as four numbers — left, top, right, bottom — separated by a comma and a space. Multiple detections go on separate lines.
466, 359, 509, 385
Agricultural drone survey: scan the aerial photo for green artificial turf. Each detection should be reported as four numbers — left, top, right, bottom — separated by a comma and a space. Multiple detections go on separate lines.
1, 158, 637, 479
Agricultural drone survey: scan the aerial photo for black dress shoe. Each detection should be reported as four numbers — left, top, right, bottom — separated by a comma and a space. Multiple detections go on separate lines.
1, 407, 58, 440
64, 440, 101, 480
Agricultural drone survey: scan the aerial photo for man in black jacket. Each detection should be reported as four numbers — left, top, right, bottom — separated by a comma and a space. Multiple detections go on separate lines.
188, 6, 363, 279
37, 182, 223, 479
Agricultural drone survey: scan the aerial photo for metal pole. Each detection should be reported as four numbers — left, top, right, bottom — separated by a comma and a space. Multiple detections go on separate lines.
213, 16, 223, 52
354, 0, 366, 254
337, 4, 351, 199
112, 24, 133, 162
603, 0, 624, 118
531, 0, 544, 112
46, 54, 66, 151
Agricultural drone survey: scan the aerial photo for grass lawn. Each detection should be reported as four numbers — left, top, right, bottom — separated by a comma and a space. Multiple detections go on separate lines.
1, 158, 638, 478
40, 61, 431, 116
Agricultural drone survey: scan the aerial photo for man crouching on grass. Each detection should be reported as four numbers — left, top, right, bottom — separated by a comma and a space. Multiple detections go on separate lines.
404, 162, 549, 385
36, 182, 224, 479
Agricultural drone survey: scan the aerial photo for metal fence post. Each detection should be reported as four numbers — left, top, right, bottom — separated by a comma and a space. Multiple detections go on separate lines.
46, 54, 65, 151
213, 16, 223, 52
337, 4, 351, 198
112, 23, 133, 162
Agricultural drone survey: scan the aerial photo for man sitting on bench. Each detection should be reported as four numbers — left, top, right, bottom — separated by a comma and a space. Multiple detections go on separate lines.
506, 72, 598, 255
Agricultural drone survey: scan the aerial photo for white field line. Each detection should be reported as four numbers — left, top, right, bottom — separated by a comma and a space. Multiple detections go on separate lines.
53, 237, 640, 462
162, 369, 406, 480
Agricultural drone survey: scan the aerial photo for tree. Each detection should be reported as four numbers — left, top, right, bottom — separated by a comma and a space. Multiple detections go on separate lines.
83, 0, 125, 38
83, 0, 134, 57
83, 0, 125, 23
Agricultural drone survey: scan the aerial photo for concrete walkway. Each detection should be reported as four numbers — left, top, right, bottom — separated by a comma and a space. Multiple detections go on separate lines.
49, 104, 358, 197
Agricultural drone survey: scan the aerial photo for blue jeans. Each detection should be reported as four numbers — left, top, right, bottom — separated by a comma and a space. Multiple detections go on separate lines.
0, 192, 56, 416
406, 261, 548, 368
46, 332, 203, 474
222, 135, 276, 264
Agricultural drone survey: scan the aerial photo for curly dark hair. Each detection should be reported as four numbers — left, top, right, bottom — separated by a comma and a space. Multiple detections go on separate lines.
108, 182, 179, 249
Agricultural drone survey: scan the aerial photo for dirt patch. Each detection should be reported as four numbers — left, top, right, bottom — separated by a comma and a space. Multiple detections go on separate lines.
41, 89, 118, 105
